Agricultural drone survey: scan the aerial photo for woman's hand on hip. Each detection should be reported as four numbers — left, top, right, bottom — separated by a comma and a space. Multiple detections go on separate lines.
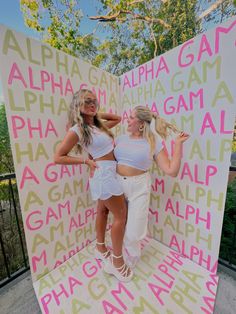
86, 159, 99, 178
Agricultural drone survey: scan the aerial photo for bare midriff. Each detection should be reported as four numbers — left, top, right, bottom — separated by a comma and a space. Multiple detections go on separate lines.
94, 150, 116, 161
116, 164, 147, 177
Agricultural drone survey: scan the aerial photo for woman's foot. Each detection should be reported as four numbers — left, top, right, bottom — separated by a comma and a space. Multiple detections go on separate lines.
94, 241, 110, 261
103, 254, 134, 282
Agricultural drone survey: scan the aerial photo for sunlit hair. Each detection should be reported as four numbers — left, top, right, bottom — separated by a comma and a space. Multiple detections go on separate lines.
134, 106, 180, 155
68, 89, 113, 153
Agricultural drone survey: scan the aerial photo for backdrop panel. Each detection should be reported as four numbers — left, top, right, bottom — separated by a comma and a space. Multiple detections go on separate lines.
119, 17, 236, 273
0, 17, 235, 314
0, 25, 120, 282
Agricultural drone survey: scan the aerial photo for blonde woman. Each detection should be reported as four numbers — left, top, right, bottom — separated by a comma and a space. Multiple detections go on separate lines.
114, 106, 189, 268
54, 89, 133, 282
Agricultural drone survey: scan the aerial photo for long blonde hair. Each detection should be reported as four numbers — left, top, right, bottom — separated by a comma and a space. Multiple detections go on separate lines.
134, 106, 179, 155
68, 89, 113, 153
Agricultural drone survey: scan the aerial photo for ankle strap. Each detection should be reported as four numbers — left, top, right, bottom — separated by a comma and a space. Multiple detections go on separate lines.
112, 254, 123, 259
96, 241, 105, 245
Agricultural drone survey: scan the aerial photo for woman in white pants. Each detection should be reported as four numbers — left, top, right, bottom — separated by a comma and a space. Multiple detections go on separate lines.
54, 89, 133, 282
113, 106, 189, 268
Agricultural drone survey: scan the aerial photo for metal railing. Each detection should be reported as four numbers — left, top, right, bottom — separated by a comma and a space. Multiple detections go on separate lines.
0, 168, 235, 287
0, 173, 29, 288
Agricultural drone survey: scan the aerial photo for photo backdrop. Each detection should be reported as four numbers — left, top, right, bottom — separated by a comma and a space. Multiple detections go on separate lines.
120, 17, 236, 273
0, 16, 236, 289
0, 24, 120, 282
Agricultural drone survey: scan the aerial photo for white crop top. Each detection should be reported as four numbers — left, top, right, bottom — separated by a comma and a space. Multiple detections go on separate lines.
114, 134, 163, 171
69, 124, 114, 159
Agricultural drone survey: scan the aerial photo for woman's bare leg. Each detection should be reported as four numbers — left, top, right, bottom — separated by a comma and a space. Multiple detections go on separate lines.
96, 200, 109, 254
104, 194, 128, 270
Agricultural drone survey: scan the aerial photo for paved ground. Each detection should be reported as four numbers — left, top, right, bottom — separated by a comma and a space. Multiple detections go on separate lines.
214, 268, 236, 314
0, 267, 236, 314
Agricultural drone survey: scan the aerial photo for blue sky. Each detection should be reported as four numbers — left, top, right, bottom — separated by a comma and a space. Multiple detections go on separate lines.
0, 0, 106, 102
0, 0, 104, 39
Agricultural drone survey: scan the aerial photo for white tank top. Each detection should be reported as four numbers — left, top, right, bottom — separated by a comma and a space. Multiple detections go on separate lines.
114, 134, 163, 171
69, 124, 114, 159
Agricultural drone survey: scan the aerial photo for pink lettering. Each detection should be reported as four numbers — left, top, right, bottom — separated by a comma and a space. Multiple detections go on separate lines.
122, 75, 131, 91
82, 261, 99, 278
178, 40, 194, 67
220, 110, 233, 134
40, 293, 52, 314
65, 79, 74, 96
215, 19, 236, 53
68, 276, 83, 294
200, 112, 217, 135
32, 250, 47, 273
111, 283, 134, 310
20, 166, 40, 189
206, 165, 217, 185
26, 210, 43, 230
52, 283, 69, 305
8, 62, 27, 87
11, 115, 25, 138
41, 70, 50, 90
102, 300, 124, 314
29, 66, 41, 90
197, 34, 213, 61
155, 56, 169, 77
148, 283, 169, 306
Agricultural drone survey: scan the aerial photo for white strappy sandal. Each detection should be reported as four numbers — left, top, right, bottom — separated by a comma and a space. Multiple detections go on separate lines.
103, 254, 134, 282
94, 241, 110, 262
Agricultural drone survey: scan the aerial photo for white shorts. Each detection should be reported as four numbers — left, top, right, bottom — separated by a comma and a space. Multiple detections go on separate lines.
117, 172, 151, 258
89, 160, 123, 201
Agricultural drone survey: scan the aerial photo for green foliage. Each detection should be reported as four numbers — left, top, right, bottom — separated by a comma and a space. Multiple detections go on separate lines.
139, 0, 199, 64
200, 0, 236, 33
95, 0, 199, 73
95, 25, 143, 75
219, 178, 236, 265
19, 1, 236, 75
0, 179, 28, 281
20, 0, 98, 61
232, 141, 236, 153
0, 105, 14, 174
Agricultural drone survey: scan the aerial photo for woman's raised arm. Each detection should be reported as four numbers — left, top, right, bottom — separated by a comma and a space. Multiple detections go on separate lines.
155, 132, 189, 177
99, 112, 121, 129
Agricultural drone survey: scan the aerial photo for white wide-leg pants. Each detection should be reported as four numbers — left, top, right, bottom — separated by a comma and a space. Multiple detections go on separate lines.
117, 172, 151, 258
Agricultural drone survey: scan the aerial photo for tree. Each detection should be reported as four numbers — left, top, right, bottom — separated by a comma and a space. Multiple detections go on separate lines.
0, 104, 14, 174
92, 0, 199, 72
197, 0, 236, 29
20, 0, 98, 61
20, 0, 236, 75
93, 24, 145, 75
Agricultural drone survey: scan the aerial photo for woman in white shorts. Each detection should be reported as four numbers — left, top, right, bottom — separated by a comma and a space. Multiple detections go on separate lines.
54, 89, 133, 282
113, 106, 189, 268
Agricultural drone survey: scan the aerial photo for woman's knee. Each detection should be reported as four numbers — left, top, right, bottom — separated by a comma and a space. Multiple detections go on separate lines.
114, 212, 127, 226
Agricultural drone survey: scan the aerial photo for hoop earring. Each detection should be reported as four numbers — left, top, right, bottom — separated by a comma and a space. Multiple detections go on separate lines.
139, 125, 144, 132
